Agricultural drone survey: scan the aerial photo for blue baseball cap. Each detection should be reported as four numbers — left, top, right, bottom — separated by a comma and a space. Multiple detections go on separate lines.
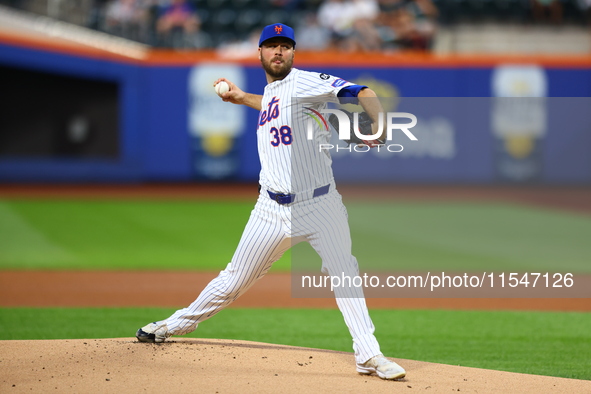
258, 23, 296, 47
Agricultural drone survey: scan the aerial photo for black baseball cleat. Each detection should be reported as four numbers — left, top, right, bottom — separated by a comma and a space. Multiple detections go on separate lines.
135, 322, 169, 343
135, 328, 155, 343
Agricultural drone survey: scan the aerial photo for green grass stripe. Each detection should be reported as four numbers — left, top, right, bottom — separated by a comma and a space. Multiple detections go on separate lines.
0, 203, 76, 266
1, 307, 589, 380
0, 200, 290, 270
346, 202, 591, 272
2, 199, 590, 273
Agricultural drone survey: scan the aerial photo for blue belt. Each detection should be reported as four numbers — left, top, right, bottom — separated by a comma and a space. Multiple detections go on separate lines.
267, 184, 330, 205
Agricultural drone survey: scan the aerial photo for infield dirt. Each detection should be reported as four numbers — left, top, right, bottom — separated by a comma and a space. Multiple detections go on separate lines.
1, 338, 590, 393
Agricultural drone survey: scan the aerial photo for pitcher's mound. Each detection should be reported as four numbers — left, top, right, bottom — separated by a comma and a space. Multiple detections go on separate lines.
1, 338, 588, 393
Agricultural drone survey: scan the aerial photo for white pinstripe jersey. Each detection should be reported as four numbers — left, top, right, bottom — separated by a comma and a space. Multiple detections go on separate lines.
257, 68, 356, 194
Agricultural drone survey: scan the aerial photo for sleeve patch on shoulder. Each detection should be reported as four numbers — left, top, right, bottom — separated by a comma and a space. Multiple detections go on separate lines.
332, 78, 348, 87
319, 73, 330, 80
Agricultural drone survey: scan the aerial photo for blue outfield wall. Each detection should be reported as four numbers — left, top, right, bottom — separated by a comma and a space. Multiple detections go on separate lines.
0, 42, 590, 184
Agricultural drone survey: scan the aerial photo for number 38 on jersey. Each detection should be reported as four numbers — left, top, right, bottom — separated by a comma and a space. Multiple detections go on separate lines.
270, 126, 292, 146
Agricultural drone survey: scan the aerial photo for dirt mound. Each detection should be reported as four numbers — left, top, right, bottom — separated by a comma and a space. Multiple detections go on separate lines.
1, 338, 589, 393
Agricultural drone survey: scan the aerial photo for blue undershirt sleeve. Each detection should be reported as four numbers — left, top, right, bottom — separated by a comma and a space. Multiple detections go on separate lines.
337, 85, 368, 104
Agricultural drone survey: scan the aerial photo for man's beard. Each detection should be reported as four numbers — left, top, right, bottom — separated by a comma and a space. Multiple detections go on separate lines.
261, 54, 293, 80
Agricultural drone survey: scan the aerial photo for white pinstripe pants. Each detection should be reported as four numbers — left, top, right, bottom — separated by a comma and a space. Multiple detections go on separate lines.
161, 189, 382, 364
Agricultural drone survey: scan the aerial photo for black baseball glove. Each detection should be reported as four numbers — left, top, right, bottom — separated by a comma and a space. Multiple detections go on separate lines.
328, 109, 384, 147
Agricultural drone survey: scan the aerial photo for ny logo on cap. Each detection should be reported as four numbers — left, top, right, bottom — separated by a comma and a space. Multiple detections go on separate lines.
274, 25, 283, 34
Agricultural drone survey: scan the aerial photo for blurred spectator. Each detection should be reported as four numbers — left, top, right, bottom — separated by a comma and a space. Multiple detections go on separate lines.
294, 12, 331, 50
216, 29, 261, 59
103, 0, 148, 42
317, 0, 356, 50
377, 0, 438, 50
351, 0, 382, 51
530, 0, 563, 24
88, 0, 110, 30
317, 0, 381, 51
156, 0, 202, 48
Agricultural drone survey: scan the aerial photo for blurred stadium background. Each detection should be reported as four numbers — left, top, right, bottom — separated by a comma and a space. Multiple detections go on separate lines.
0, 0, 590, 184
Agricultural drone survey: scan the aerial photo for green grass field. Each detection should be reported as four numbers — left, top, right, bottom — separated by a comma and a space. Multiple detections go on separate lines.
1, 198, 590, 380
1, 199, 590, 273
0, 200, 257, 270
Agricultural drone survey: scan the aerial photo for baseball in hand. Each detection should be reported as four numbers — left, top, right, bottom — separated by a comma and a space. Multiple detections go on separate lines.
215, 81, 230, 96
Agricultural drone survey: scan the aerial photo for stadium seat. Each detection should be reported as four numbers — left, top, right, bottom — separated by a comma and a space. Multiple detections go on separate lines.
231, 0, 258, 9
235, 8, 263, 34
262, 9, 291, 26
